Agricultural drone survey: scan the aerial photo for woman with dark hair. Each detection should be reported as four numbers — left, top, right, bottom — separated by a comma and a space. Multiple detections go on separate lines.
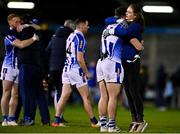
104, 4, 147, 133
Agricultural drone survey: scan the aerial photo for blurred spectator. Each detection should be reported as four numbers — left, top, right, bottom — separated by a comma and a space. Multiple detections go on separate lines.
171, 66, 180, 108
155, 64, 167, 111
88, 60, 100, 104
164, 76, 173, 108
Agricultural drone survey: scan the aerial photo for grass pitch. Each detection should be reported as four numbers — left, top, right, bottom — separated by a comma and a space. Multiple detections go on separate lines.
0, 103, 180, 133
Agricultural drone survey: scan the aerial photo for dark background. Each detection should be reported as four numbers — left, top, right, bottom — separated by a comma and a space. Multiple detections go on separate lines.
1, 0, 180, 27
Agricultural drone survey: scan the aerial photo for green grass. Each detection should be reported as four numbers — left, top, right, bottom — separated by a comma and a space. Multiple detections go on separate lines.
0, 103, 180, 133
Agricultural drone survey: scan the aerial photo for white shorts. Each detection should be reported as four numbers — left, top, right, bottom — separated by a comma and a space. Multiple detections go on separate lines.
101, 58, 124, 83
0, 66, 19, 84
96, 59, 104, 82
62, 67, 87, 88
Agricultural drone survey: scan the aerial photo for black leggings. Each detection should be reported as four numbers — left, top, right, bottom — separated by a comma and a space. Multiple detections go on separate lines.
50, 69, 63, 99
123, 59, 144, 122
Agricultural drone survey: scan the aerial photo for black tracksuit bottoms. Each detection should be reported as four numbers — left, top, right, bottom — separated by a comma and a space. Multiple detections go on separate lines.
122, 59, 144, 122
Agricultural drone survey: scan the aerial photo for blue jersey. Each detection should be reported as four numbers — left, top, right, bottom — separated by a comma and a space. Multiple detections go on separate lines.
64, 30, 87, 71
105, 17, 143, 60
101, 22, 124, 63
2, 35, 18, 68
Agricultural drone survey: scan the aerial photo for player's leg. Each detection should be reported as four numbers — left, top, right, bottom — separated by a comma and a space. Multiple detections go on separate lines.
77, 84, 99, 127
98, 80, 108, 132
102, 59, 124, 132
52, 84, 72, 127
106, 83, 121, 132
96, 59, 107, 130
1, 80, 13, 126
8, 83, 18, 126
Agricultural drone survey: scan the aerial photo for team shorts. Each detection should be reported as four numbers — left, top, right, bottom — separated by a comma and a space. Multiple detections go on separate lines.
62, 67, 87, 88
101, 58, 124, 83
0, 66, 19, 84
96, 59, 104, 82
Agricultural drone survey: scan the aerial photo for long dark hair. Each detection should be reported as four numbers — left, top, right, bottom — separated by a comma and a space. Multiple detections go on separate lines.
129, 4, 145, 33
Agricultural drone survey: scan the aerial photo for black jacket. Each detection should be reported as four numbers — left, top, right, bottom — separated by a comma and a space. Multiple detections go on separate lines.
46, 26, 73, 71
17, 26, 41, 66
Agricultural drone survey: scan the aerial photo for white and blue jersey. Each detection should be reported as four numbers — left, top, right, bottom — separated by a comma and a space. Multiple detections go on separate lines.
64, 30, 87, 71
101, 22, 124, 63
62, 30, 88, 88
0, 35, 19, 83
2, 35, 18, 68
98, 22, 125, 83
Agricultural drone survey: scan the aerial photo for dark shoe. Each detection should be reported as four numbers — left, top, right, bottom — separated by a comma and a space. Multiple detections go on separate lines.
19, 119, 34, 126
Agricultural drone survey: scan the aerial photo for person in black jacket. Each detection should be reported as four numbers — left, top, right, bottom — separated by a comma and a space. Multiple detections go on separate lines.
46, 19, 74, 122
17, 14, 50, 126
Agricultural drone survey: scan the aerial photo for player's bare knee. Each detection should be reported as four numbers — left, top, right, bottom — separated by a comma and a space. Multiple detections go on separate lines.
13, 94, 19, 100
3, 90, 11, 99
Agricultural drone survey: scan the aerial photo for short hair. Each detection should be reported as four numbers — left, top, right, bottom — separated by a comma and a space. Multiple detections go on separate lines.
7, 13, 19, 22
74, 17, 88, 27
114, 6, 127, 17
64, 19, 75, 30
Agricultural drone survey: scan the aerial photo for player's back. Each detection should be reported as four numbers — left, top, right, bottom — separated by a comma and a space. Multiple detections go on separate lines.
64, 30, 86, 71
101, 23, 124, 63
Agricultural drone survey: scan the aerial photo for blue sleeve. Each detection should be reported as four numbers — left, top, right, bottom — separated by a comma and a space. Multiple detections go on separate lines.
76, 34, 85, 52
105, 17, 118, 25
114, 22, 141, 39
4, 35, 17, 47
6, 35, 17, 42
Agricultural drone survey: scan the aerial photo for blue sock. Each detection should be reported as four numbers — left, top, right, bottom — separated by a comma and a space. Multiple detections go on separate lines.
54, 116, 60, 124
2, 115, 8, 121
108, 118, 115, 128
100, 115, 107, 127
90, 116, 98, 124
8, 115, 15, 121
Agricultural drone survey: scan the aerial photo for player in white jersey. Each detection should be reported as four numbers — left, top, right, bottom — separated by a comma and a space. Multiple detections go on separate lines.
0, 13, 39, 126
97, 7, 144, 133
96, 7, 127, 133
100, 22, 125, 133
52, 18, 100, 128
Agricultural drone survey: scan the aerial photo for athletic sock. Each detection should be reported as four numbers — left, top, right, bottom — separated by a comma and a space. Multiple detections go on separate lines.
54, 116, 60, 124
8, 115, 16, 121
100, 115, 107, 127
108, 118, 115, 128
90, 116, 98, 124
2, 115, 8, 121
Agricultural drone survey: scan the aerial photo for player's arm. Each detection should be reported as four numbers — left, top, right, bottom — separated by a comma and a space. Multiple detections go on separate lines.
76, 36, 91, 80
104, 22, 141, 38
17, 24, 40, 32
130, 38, 144, 51
105, 17, 118, 25
6, 34, 39, 48
77, 52, 89, 75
